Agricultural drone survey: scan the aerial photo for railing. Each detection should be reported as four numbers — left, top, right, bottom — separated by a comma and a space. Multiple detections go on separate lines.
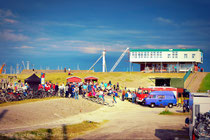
184, 68, 192, 82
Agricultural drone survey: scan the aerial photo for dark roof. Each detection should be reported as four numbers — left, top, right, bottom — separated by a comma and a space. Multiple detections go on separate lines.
25, 74, 41, 83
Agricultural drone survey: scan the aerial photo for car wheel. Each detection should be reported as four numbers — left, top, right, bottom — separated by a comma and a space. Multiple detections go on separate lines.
168, 103, 173, 108
150, 103, 155, 108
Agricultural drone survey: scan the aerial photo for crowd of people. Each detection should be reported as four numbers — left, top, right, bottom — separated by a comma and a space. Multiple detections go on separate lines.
0, 77, 144, 105
38, 81, 121, 103
0, 79, 123, 104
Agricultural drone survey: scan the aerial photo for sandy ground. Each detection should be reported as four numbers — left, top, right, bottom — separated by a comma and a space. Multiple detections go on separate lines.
0, 97, 101, 133
0, 97, 189, 139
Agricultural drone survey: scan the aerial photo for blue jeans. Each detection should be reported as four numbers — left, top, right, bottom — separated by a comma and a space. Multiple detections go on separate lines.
102, 96, 105, 102
132, 97, 135, 103
75, 92, 78, 100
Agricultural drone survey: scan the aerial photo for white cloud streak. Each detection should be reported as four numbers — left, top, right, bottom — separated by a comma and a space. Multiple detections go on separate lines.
42, 40, 129, 54
0, 9, 16, 18
0, 30, 29, 41
155, 17, 173, 24
15, 46, 34, 49
3, 18, 17, 23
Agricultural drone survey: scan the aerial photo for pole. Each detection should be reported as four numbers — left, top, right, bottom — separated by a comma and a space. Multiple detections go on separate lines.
88, 55, 103, 71
102, 49, 106, 72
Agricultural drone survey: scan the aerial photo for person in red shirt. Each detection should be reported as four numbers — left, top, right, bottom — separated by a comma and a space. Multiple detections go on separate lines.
38, 84, 43, 90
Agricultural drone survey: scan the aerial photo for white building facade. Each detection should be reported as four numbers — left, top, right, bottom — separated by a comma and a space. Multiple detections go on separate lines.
130, 49, 203, 72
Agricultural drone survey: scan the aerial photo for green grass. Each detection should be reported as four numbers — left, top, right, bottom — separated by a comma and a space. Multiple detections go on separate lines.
159, 110, 174, 115
159, 110, 189, 115
0, 120, 106, 140
0, 97, 61, 107
198, 73, 210, 92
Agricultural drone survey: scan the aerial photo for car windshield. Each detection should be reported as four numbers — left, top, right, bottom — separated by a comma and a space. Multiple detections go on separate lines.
143, 90, 149, 94
138, 90, 142, 94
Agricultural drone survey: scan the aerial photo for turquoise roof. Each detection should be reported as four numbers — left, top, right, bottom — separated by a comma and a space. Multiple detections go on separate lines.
130, 48, 203, 52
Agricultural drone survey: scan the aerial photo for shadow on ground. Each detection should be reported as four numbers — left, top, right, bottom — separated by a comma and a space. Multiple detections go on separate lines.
0, 109, 8, 121
155, 127, 189, 140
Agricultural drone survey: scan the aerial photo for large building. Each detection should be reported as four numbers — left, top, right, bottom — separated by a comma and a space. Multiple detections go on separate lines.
130, 48, 203, 72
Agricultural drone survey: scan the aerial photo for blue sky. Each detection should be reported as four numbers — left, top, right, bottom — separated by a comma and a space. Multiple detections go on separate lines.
0, 0, 210, 72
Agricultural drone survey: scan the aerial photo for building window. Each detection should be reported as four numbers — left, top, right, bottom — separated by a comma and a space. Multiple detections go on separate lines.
168, 54, 171, 58
134, 52, 137, 58
144, 52, 146, 58
184, 54, 188, 58
147, 52, 149, 58
150, 52, 153, 58
138, 52, 140, 58
132, 52, 134, 57
160, 52, 162, 58
141, 52, 143, 58
153, 52, 156, 58
175, 52, 178, 58
157, 52, 159, 58
192, 54, 195, 58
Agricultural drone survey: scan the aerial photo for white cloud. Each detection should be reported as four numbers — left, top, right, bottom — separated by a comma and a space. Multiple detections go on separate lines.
155, 17, 173, 24
14, 46, 34, 49
0, 9, 16, 18
45, 40, 129, 54
41, 22, 86, 28
0, 9, 17, 25
3, 18, 17, 24
0, 30, 29, 41
84, 29, 144, 36
36, 37, 50, 41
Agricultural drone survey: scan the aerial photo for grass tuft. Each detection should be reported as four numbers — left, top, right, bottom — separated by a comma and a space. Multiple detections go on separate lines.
159, 110, 173, 115
0, 120, 106, 140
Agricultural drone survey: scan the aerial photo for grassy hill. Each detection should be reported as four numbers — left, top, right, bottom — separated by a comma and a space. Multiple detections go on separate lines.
1, 72, 185, 89
198, 73, 210, 92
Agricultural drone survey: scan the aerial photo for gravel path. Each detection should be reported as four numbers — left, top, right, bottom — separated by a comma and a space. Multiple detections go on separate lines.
73, 98, 188, 140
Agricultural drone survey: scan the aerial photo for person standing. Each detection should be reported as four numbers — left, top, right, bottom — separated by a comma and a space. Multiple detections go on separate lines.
68, 67, 71, 75
74, 85, 79, 100
65, 84, 69, 98
122, 89, 125, 101
113, 93, 117, 103
132, 91, 136, 103
59, 84, 64, 97
55, 83, 59, 96
117, 82, 119, 91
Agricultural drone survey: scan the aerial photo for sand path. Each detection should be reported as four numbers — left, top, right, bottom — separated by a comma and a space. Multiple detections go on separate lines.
0, 97, 188, 139
184, 72, 208, 92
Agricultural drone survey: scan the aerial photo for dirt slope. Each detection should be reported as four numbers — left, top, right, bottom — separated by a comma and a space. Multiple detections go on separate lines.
0, 98, 101, 132
184, 72, 208, 92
